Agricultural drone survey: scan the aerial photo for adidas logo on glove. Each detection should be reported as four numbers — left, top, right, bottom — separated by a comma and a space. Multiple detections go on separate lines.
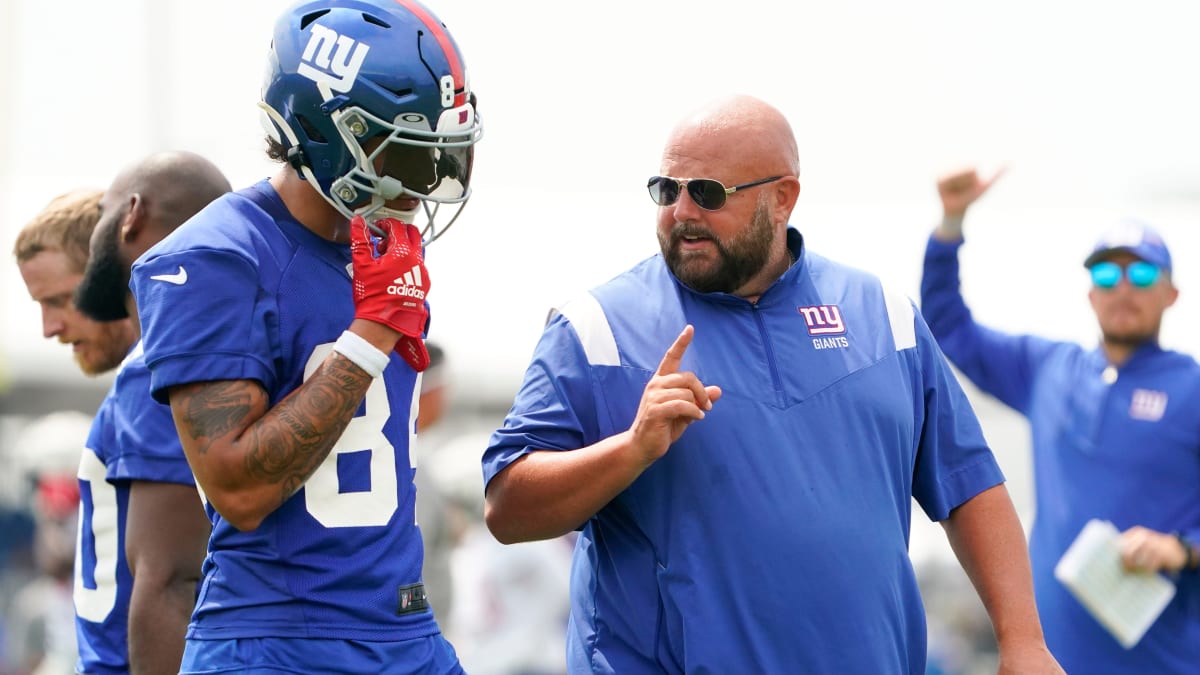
387, 265, 426, 299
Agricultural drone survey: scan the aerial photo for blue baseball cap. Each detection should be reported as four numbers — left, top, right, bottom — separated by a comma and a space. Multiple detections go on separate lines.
1083, 219, 1172, 273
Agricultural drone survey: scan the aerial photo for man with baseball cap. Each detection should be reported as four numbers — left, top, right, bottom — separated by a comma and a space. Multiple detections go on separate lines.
918, 168, 1200, 674
1083, 218, 1173, 271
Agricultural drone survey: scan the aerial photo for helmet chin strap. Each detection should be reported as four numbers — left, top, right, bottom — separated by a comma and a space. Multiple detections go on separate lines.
370, 205, 421, 225
360, 177, 421, 224
377, 176, 404, 200
369, 198, 468, 246
359, 177, 420, 235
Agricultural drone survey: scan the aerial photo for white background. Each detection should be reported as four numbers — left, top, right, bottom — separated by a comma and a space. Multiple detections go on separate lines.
2, 0, 1199, 554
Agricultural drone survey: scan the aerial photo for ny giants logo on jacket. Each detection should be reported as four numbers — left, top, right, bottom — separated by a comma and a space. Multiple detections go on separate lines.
798, 304, 849, 349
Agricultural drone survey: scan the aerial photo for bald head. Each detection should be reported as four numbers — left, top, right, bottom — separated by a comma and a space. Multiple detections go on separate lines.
75, 151, 231, 326
654, 95, 805, 301
663, 95, 800, 179
108, 151, 232, 237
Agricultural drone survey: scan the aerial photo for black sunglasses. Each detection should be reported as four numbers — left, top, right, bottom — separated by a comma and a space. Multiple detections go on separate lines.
647, 175, 784, 211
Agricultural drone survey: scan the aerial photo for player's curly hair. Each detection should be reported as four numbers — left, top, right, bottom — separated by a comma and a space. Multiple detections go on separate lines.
265, 136, 288, 164
12, 189, 104, 273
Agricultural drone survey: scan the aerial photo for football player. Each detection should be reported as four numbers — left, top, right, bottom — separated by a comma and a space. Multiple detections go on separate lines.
129, 0, 482, 671
13, 189, 134, 376
73, 150, 229, 675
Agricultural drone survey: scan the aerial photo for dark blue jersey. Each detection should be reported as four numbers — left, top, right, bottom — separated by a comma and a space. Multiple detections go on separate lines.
130, 181, 436, 641
75, 344, 195, 674
486, 228, 1004, 674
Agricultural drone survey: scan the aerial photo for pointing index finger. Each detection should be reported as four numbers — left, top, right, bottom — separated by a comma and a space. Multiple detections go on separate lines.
656, 324, 694, 376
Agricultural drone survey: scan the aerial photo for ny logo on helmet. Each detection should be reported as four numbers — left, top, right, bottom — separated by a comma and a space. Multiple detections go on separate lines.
297, 24, 370, 93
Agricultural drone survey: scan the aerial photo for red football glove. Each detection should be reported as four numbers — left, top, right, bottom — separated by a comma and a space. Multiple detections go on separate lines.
349, 216, 431, 372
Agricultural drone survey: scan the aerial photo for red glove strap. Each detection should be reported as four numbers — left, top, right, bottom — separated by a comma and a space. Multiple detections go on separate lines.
397, 335, 430, 372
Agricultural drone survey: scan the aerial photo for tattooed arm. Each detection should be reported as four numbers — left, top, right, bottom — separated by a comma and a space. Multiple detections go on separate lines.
167, 319, 399, 531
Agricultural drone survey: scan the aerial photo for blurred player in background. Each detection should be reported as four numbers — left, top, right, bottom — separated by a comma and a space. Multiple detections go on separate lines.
447, 432, 572, 675
412, 342, 457, 628
129, 0, 482, 671
69, 150, 229, 674
483, 95, 1062, 674
921, 168, 1200, 673
13, 188, 145, 674
13, 189, 135, 376
4, 411, 92, 675
413, 345, 574, 675
7, 189, 116, 674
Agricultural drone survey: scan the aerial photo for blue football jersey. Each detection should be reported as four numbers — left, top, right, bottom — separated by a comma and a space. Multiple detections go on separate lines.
75, 343, 196, 675
130, 181, 436, 641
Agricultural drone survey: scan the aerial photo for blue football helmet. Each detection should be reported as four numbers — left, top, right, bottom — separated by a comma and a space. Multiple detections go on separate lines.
260, 0, 483, 243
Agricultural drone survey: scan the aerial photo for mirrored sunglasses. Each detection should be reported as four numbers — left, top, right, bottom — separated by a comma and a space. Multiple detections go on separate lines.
647, 175, 783, 211
1089, 260, 1161, 289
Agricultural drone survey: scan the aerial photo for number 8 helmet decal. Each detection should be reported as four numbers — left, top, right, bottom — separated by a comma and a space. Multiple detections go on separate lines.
261, 0, 483, 243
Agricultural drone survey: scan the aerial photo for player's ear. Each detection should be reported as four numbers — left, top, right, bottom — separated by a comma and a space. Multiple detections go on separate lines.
121, 193, 147, 243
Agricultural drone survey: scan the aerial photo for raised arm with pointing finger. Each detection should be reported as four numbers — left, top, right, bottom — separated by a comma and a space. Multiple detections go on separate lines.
485, 96, 1060, 674
485, 324, 721, 544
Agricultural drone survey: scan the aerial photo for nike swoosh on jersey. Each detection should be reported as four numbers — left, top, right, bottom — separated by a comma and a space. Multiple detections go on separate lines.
150, 266, 188, 285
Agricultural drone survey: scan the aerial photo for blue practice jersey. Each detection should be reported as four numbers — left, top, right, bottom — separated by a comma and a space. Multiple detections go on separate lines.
485, 228, 1004, 674
130, 180, 437, 642
922, 235, 1200, 673
75, 343, 196, 675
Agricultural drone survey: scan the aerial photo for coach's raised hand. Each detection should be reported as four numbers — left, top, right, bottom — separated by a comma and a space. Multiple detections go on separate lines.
628, 325, 723, 464
349, 216, 431, 371
933, 166, 1005, 242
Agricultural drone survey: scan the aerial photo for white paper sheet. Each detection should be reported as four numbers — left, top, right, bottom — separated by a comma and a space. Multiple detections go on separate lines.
1053, 519, 1177, 648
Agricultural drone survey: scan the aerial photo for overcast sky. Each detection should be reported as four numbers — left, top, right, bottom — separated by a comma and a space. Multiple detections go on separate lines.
3, 0, 1198, 402
2, 0, 1198, 559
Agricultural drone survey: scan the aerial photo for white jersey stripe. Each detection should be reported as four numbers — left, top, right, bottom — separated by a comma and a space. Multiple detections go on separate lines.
883, 285, 917, 352
556, 292, 620, 367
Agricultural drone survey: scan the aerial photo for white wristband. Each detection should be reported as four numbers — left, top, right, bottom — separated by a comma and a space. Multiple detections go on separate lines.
935, 214, 965, 242
332, 330, 390, 378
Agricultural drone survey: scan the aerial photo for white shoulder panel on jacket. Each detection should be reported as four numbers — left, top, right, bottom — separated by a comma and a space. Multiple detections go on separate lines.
882, 284, 917, 352
555, 292, 621, 367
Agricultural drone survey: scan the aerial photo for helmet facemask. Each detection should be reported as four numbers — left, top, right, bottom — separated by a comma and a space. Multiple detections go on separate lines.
326, 100, 480, 243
